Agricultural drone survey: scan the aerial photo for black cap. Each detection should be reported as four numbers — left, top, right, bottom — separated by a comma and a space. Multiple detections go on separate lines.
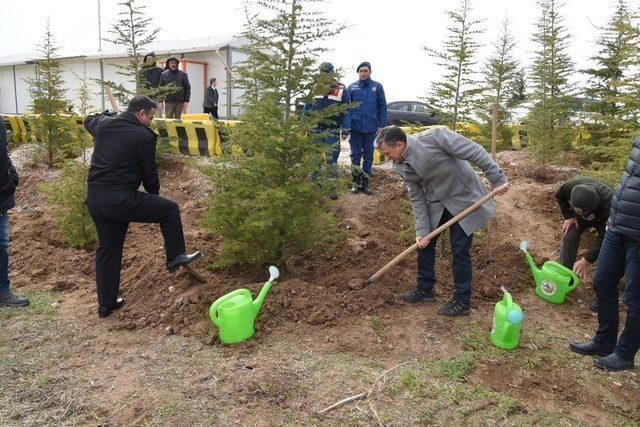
570, 185, 600, 213
356, 61, 371, 72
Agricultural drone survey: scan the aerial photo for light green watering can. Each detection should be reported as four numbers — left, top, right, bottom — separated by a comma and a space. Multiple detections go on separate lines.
491, 286, 524, 350
519, 241, 579, 304
209, 266, 279, 344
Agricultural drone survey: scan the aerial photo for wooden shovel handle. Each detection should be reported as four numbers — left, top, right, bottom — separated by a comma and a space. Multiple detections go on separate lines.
367, 189, 499, 284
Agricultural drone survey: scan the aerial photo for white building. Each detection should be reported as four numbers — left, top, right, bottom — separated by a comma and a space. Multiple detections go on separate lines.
0, 36, 249, 118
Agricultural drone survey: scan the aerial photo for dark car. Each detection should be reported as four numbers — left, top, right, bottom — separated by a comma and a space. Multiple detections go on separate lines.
387, 101, 442, 126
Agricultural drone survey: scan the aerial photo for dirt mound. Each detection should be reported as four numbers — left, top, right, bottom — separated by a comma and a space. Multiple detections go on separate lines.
9, 153, 568, 339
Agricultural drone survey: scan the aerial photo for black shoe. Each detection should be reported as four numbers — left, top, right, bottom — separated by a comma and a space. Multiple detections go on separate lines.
166, 251, 202, 273
351, 173, 362, 194
361, 177, 373, 196
569, 340, 614, 357
401, 289, 436, 303
593, 353, 634, 371
98, 297, 125, 318
438, 299, 470, 316
589, 299, 598, 312
0, 290, 30, 307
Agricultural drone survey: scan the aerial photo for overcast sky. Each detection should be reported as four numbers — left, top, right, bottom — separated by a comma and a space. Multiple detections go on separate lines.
0, 0, 627, 101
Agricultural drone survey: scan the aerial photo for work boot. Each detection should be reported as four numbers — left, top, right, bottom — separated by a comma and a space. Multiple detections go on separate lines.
593, 353, 634, 371
0, 290, 30, 307
351, 173, 362, 194
569, 340, 614, 357
167, 251, 202, 273
98, 297, 125, 318
361, 177, 373, 196
438, 299, 470, 316
401, 289, 436, 303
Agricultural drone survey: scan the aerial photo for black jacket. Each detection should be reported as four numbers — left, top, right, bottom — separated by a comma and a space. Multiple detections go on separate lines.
159, 57, 191, 103
141, 64, 163, 89
203, 86, 219, 108
608, 135, 640, 241
0, 118, 18, 214
556, 175, 613, 263
85, 111, 159, 195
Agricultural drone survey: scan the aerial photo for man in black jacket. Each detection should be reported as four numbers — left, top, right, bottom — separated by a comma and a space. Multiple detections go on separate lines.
85, 96, 200, 318
141, 52, 163, 118
556, 175, 614, 311
203, 78, 219, 119
570, 135, 640, 371
159, 56, 191, 119
0, 118, 28, 307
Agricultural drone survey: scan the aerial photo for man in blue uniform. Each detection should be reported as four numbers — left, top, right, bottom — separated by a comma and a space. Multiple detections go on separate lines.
343, 61, 387, 195
304, 62, 348, 199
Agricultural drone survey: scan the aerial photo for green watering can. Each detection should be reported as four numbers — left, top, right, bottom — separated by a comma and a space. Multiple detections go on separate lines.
209, 266, 279, 344
519, 241, 580, 304
491, 286, 524, 350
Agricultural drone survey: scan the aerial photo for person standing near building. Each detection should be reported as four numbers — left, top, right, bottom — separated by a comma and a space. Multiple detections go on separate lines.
203, 78, 219, 119
0, 117, 29, 308
342, 61, 387, 195
141, 52, 163, 117
159, 56, 191, 119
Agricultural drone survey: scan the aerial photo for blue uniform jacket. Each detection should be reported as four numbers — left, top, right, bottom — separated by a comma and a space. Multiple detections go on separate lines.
343, 78, 387, 133
303, 82, 348, 131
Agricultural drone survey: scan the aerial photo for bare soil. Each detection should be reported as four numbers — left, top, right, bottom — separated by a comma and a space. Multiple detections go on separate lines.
1, 149, 638, 426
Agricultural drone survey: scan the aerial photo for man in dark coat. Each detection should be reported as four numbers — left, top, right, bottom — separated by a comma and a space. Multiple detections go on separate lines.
570, 135, 640, 371
159, 56, 191, 119
556, 175, 614, 311
0, 118, 28, 307
85, 96, 201, 318
203, 78, 219, 119
141, 52, 163, 118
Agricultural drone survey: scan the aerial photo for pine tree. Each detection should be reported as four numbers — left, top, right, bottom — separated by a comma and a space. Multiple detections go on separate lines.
101, 0, 175, 105
525, 0, 575, 161
426, 0, 485, 131
39, 72, 97, 249
582, 0, 640, 177
201, 0, 346, 267
477, 16, 520, 149
26, 19, 73, 167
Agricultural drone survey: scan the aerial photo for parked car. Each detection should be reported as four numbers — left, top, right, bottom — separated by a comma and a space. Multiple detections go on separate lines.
387, 101, 442, 126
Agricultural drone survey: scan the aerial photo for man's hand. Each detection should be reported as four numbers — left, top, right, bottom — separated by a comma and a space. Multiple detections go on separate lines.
416, 235, 430, 249
494, 182, 510, 196
573, 257, 589, 279
562, 218, 578, 235
182, 102, 189, 114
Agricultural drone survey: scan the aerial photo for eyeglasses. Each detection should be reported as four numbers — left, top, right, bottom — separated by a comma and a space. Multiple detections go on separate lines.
573, 207, 595, 221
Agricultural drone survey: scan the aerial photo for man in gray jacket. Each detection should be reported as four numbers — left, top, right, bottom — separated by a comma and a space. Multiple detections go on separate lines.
376, 126, 509, 316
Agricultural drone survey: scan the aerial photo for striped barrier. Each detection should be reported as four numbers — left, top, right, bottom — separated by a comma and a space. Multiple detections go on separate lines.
153, 118, 222, 157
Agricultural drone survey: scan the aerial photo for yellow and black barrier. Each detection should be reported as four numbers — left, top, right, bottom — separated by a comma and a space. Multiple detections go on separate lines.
153, 118, 222, 157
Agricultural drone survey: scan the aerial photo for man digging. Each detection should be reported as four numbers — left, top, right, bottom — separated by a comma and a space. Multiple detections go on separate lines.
376, 125, 509, 316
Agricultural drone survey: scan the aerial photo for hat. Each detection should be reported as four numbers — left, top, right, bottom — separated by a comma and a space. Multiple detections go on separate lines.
356, 61, 371, 72
570, 185, 600, 213
319, 62, 334, 73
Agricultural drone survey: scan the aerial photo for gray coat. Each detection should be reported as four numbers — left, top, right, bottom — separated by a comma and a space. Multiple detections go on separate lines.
392, 127, 508, 237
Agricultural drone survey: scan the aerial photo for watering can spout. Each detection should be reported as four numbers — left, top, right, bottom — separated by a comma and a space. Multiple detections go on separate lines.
252, 266, 279, 318
520, 241, 542, 281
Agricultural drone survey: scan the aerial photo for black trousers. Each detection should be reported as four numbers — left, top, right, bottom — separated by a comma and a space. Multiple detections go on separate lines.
87, 190, 186, 307
204, 106, 218, 119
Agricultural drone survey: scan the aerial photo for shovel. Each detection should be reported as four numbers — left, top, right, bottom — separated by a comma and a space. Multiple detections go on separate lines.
367, 189, 499, 284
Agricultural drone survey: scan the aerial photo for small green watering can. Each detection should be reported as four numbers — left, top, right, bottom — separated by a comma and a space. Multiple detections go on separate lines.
519, 241, 579, 304
491, 286, 524, 350
209, 266, 279, 344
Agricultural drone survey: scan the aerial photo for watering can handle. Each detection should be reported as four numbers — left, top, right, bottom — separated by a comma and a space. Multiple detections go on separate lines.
209, 289, 251, 326
567, 271, 580, 290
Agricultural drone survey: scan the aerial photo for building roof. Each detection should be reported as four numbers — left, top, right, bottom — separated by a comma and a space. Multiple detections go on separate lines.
0, 36, 249, 67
